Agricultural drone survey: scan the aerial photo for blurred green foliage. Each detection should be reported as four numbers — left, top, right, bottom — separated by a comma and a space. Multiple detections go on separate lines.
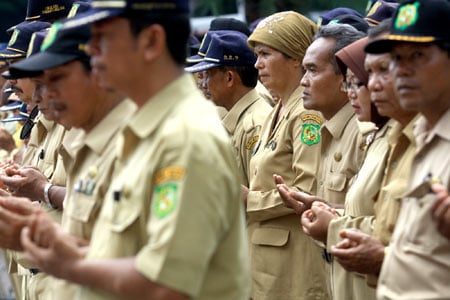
0, 0, 27, 43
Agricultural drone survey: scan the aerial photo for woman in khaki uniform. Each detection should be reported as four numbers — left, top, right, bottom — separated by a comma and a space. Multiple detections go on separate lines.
244, 11, 328, 300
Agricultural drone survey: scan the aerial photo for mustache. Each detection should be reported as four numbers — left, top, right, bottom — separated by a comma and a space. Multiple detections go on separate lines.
9, 85, 23, 93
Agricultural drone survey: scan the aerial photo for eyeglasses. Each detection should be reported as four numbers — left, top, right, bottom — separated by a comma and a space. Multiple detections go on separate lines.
20, 105, 39, 140
342, 81, 365, 93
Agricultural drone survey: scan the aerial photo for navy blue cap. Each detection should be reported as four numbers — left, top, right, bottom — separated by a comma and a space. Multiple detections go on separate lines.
8, 21, 90, 75
0, 101, 23, 112
186, 31, 214, 65
63, 0, 189, 29
209, 18, 250, 36
365, 0, 450, 53
25, 0, 75, 21
331, 14, 369, 33
67, 1, 93, 18
318, 7, 364, 27
3, 29, 49, 80
185, 31, 256, 73
0, 21, 52, 59
1, 104, 29, 123
365, 0, 399, 26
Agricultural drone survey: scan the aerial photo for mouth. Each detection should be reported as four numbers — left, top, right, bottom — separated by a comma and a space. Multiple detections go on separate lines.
396, 81, 415, 95
302, 91, 311, 99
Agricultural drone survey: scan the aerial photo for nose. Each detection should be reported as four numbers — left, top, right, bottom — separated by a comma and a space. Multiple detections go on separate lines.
300, 73, 309, 87
254, 56, 262, 70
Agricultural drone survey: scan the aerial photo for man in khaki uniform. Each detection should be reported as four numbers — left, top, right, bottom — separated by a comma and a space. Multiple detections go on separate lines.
185, 30, 271, 187
275, 23, 366, 298
8, 20, 136, 299
353, 1, 450, 298
328, 22, 419, 287
16, 1, 250, 300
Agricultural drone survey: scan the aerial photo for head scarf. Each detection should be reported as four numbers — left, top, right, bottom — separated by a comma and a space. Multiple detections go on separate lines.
248, 11, 317, 62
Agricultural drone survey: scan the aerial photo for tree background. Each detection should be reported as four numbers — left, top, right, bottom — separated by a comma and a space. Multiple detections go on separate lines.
0, 0, 27, 43
1, 0, 368, 43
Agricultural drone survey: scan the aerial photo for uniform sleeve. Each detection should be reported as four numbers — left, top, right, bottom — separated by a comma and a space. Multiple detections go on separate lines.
327, 215, 375, 252
134, 127, 243, 297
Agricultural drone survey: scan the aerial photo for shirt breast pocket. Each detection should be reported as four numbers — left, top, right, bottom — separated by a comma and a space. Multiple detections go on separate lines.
326, 172, 347, 192
67, 192, 97, 223
106, 191, 143, 234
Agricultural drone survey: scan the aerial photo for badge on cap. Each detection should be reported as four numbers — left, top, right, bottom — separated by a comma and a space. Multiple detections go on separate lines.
8, 29, 19, 47
395, 2, 419, 31
41, 23, 62, 51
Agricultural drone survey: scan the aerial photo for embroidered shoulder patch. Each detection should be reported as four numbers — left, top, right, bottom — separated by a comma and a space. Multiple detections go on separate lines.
301, 114, 323, 125
246, 135, 259, 151
301, 123, 321, 145
153, 183, 178, 218
153, 166, 185, 185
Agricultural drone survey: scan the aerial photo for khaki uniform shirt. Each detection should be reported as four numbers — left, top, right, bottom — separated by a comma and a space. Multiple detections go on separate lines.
364, 116, 417, 287
247, 86, 328, 300
222, 89, 271, 186
77, 74, 250, 300
378, 109, 450, 300
316, 102, 366, 205
21, 115, 53, 166
16, 121, 69, 300
51, 100, 136, 300
326, 120, 393, 300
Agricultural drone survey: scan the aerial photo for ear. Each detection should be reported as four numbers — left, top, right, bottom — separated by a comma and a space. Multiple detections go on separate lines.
225, 70, 235, 87
138, 24, 166, 62
338, 74, 346, 93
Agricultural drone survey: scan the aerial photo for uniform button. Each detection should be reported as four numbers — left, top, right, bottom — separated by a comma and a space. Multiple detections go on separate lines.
123, 186, 132, 198
334, 152, 342, 162
319, 181, 323, 186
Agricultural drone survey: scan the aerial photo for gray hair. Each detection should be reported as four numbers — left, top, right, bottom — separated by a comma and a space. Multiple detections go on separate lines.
314, 24, 366, 74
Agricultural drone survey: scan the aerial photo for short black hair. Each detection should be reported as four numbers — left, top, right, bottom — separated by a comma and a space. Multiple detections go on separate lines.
223, 65, 258, 88
126, 13, 190, 65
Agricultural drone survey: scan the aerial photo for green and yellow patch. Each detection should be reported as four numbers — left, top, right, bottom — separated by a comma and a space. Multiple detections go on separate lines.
153, 183, 178, 218
301, 123, 321, 145
395, 2, 420, 31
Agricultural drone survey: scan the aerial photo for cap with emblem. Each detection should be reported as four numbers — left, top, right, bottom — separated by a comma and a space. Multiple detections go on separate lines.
25, 0, 75, 21
365, 0, 450, 53
0, 21, 52, 59
3, 29, 49, 80
8, 21, 90, 75
186, 18, 250, 66
365, 0, 399, 26
1, 104, 29, 123
185, 31, 256, 73
63, 0, 189, 29
67, 1, 92, 18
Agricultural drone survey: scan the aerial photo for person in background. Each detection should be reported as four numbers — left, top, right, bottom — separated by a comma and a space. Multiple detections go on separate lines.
185, 31, 271, 187
245, 11, 327, 300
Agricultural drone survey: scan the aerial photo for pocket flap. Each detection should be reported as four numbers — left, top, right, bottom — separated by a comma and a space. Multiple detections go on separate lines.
326, 173, 347, 192
251, 227, 289, 246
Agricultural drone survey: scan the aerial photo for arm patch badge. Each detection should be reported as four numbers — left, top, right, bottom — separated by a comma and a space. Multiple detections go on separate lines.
301, 124, 321, 145
153, 183, 178, 218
